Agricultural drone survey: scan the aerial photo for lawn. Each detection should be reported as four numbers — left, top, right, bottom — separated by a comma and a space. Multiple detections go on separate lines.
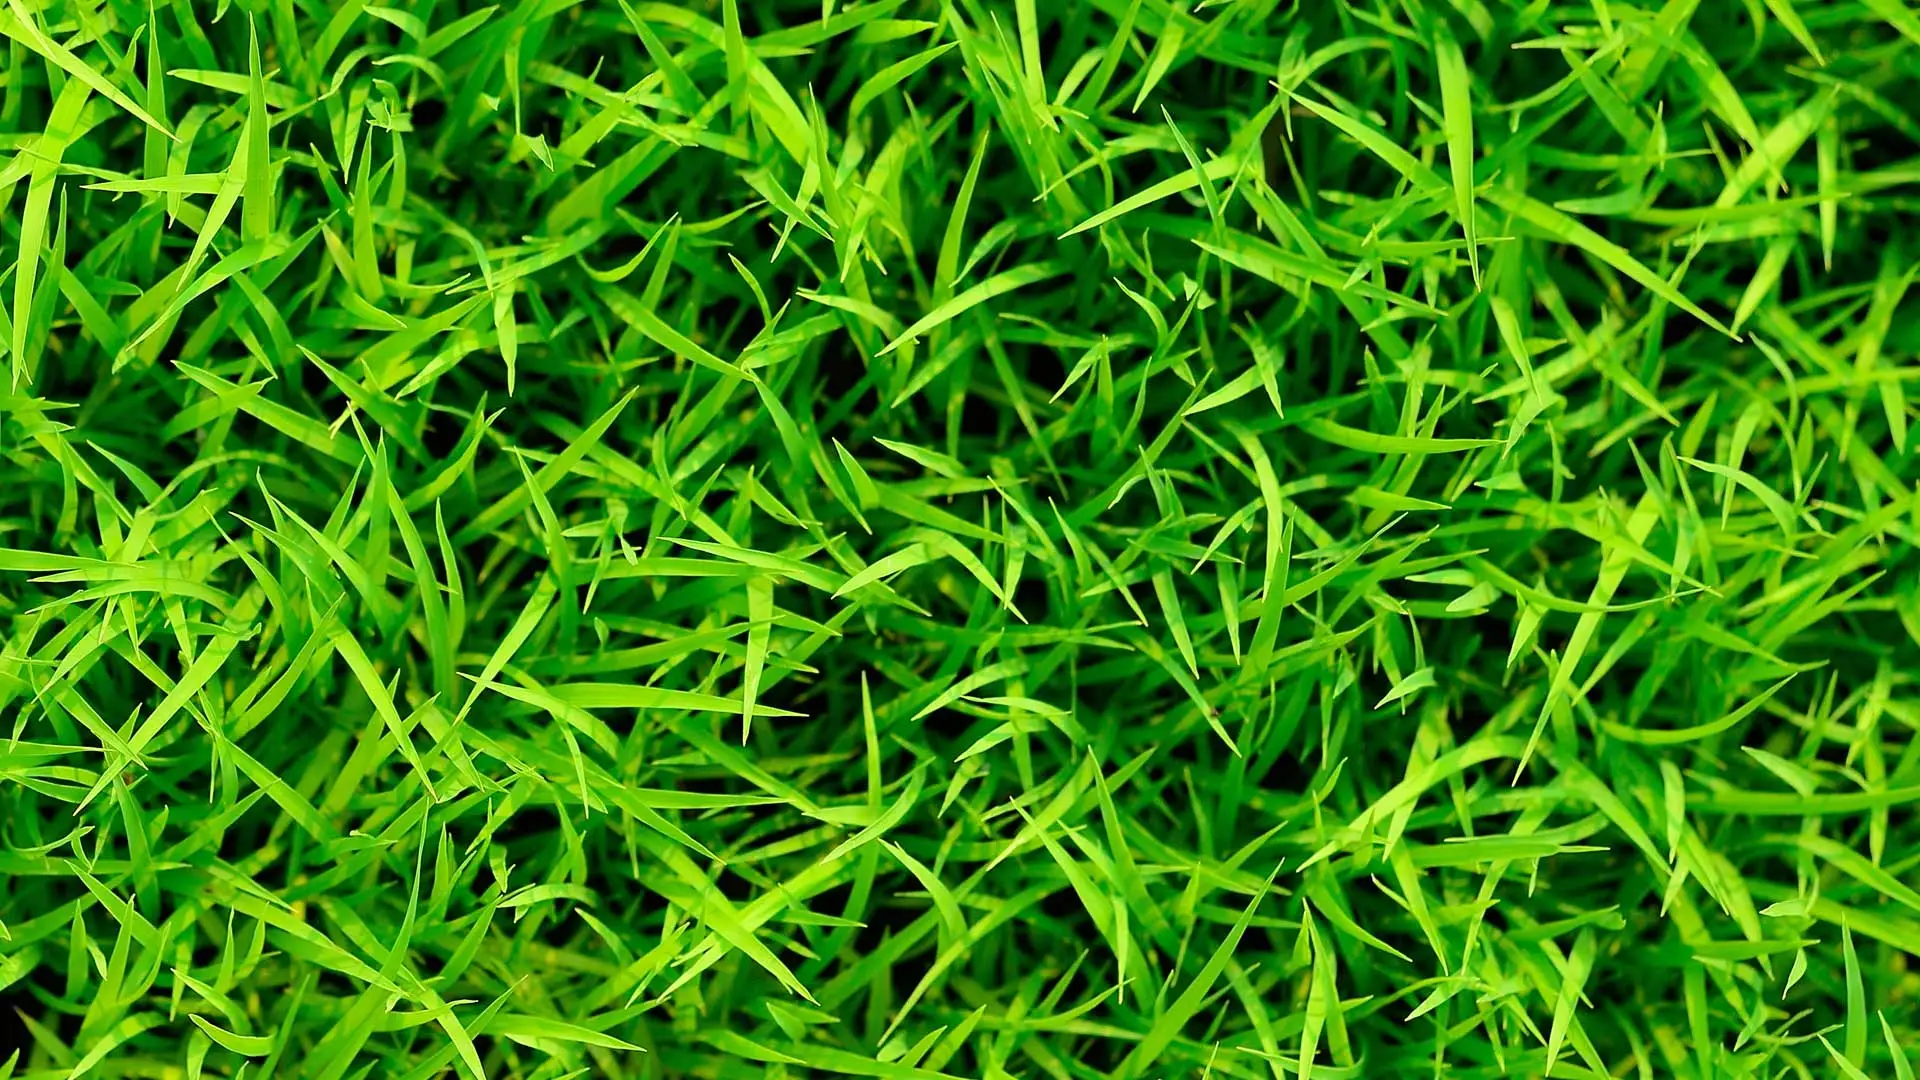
2, 0, 1919, 1078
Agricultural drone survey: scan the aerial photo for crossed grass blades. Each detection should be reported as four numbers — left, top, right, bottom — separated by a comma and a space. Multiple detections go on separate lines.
2, 0, 1919, 1077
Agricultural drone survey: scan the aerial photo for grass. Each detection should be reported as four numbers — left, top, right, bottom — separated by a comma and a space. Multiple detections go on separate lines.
1, 0, 1919, 1077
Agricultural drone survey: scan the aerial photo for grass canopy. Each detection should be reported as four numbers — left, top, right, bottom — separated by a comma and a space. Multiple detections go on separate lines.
3, 0, 1920, 1078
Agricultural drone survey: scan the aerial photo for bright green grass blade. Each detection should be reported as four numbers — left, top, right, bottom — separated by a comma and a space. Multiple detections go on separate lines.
1434, 26, 1478, 283
1486, 187, 1735, 337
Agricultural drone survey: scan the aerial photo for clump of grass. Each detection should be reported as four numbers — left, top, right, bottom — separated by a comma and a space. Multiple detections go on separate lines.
2, 0, 1919, 1077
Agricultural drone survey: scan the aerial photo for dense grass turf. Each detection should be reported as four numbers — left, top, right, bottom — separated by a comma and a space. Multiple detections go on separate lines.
3, 0, 1920, 1077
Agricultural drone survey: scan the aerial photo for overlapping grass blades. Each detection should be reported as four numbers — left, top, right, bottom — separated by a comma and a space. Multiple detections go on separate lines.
2, 1, 1919, 1078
